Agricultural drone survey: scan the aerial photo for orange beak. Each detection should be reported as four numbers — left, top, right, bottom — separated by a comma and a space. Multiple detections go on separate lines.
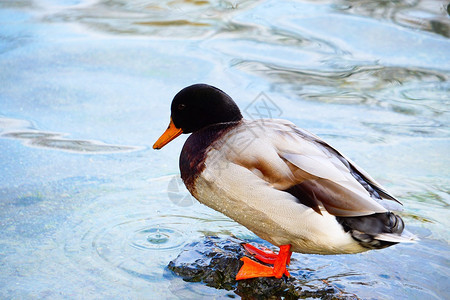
153, 118, 183, 150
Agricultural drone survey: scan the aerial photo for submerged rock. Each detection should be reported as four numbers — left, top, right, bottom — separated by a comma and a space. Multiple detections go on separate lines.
167, 236, 357, 299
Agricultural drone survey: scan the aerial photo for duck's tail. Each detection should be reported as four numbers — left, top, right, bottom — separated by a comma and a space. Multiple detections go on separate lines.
336, 212, 418, 250
375, 229, 418, 244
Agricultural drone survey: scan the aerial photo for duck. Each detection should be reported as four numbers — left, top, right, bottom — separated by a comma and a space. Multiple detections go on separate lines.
153, 83, 416, 280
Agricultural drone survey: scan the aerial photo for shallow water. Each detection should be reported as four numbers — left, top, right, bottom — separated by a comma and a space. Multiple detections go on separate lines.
1, 0, 449, 299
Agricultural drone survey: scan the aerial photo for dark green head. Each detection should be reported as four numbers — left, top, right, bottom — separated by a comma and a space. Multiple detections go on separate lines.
171, 84, 243, 133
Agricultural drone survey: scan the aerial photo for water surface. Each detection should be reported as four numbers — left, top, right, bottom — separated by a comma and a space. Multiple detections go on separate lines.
1, 0, 449, 299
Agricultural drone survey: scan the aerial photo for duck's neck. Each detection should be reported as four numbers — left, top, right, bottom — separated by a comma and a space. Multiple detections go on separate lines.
179, 120, 242, 194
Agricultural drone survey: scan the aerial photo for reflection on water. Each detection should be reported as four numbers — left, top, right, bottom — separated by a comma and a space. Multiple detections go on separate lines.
44, 0, 262, 37
0, 117, 141, 153
236, 61, 447, 92
334, 0, 450, 38
236, 60, 450, 132
38, 0, 450, 38
0, 0, 449, 299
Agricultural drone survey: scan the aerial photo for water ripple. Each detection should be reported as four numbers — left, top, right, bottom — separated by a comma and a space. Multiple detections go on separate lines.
235, 60, 450, 112
64, 213, 190, 283
333, 0, 450, 38
391, 83, 450, 114
235, 60, 448, 89
0, 117, 142, 153
43, 0, 263, 37
363, 119, 448, 137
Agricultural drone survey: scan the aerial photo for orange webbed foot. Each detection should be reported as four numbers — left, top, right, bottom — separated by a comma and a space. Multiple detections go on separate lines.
236, 244, 292, 280
236, 257, 275, 280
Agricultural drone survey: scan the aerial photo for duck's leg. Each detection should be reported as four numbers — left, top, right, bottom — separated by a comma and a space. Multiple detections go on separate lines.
242, 243, 278, 264
273, 245, 292, 278
236, 244, 292, 280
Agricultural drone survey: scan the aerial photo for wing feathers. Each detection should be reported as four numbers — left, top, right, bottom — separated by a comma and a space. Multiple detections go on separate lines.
228, 120, 400, 217
258, 120, 397, 216
282, 152, 348, 182
317, 140, 401, 203
298, 179, 387, 216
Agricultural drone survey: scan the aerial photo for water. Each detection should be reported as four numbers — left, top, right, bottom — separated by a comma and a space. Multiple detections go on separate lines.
0, 0, 449, 298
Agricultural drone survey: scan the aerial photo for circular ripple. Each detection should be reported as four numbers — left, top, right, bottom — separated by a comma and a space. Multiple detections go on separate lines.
92, 218, 187, 267
130, 226, 184, 250
64, 213, 192, 284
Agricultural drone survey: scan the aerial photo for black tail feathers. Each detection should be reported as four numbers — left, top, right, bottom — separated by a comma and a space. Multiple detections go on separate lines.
336, 212, 406, 249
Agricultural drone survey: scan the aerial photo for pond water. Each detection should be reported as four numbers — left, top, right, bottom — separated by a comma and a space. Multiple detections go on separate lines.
1, 0, 449, 299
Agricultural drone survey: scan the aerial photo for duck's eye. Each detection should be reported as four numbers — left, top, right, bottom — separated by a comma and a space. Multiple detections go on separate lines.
178, 104, 186, 110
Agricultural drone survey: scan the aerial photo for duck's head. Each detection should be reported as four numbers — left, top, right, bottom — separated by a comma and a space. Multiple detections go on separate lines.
153, 84, 243, 149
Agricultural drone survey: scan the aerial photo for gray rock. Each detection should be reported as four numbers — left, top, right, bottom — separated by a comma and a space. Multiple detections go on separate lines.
168, 236, 357, 299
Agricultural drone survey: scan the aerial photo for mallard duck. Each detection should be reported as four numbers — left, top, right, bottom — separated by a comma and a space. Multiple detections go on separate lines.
153, 84, 415, 280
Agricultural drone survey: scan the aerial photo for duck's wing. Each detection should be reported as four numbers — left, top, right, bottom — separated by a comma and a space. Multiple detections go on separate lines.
245, 120, 400, 217
303, 130, 400, 203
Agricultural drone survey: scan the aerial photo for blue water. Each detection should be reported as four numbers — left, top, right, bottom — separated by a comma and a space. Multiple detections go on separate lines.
1, 0, 449, 299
